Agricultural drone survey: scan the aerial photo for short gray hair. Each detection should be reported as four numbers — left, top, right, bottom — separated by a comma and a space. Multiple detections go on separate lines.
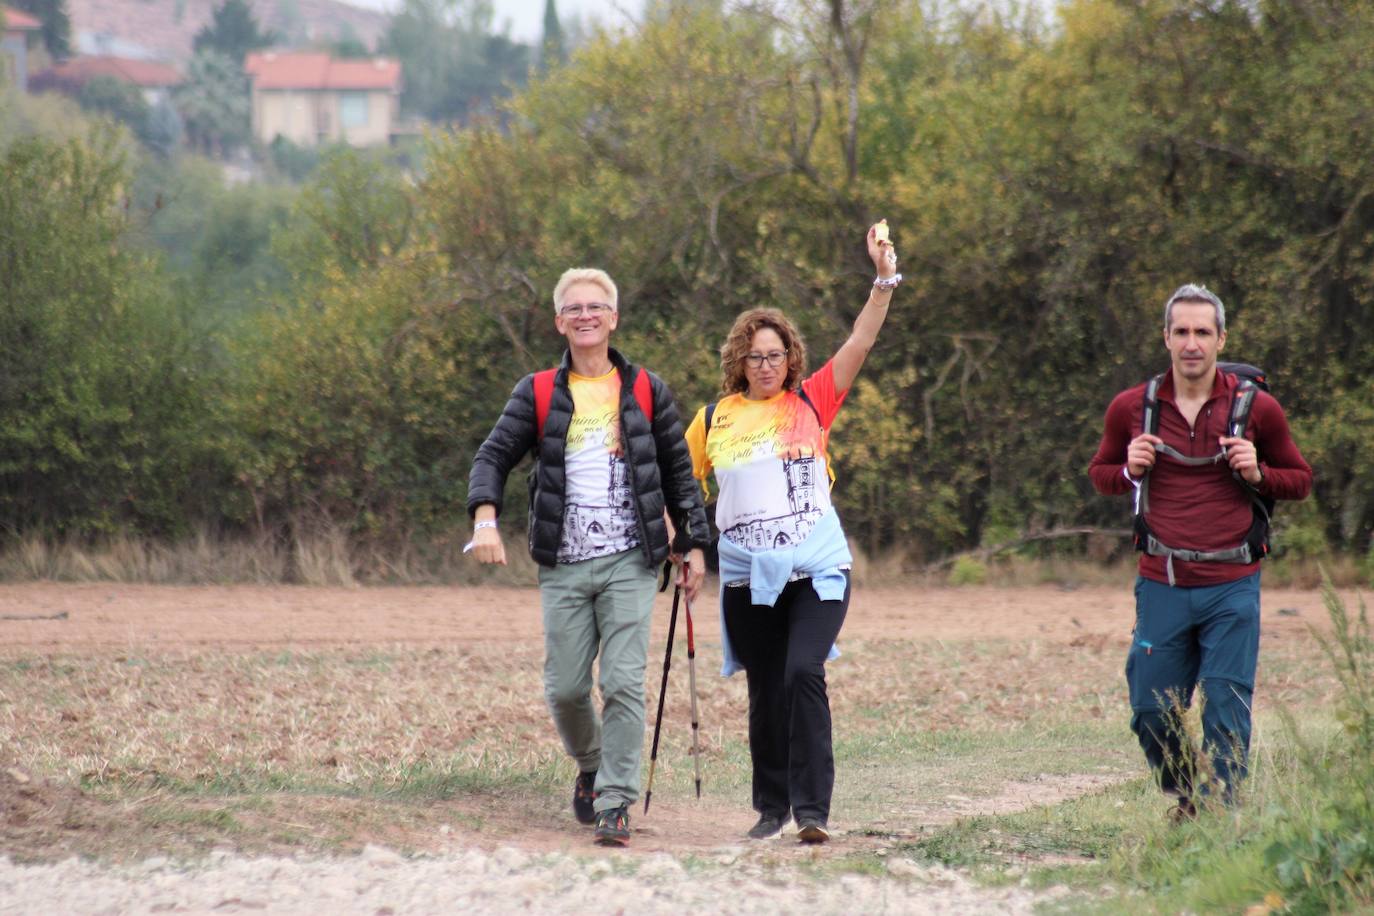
1163, 284, 1225, 333
552, 268, 618, 314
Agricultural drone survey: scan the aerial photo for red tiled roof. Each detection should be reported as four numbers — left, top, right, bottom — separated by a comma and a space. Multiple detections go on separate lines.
244, 51, 401, 91
2, 5, 42, 29
37, 55, 183, 87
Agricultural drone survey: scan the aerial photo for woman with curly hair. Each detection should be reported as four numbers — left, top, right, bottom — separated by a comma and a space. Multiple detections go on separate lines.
684, 222, 902, 843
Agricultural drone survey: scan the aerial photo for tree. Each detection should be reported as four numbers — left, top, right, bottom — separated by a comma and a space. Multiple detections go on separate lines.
383, 0, 532, 123
0, 130, 213, 536
541, 0, 565, 69
12, 0, 70, 59
193, 0, 276, 65
175, 50, 250, 157
75, 75, 150, 140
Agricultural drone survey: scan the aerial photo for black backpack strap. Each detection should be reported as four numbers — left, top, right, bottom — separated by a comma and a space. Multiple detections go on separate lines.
1140, 373, 1163, 437
798, 387, 822, 425
1135, 374, 1165, 522
1228, 378, 1258, 439
1223, 373, 1274, 556
704, 402, 717, 432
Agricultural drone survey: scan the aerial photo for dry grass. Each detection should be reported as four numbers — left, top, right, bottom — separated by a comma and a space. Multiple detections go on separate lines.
0, 528, 541, 587
0, 630, 1339, 797
4, 530, 1367, 590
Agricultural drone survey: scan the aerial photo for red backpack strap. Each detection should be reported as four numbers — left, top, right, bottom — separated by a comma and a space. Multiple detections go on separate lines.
632, 367, 654, 425
533, 368, 557, 439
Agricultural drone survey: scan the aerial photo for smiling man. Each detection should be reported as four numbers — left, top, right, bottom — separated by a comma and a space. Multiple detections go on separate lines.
1089, 284, 1312, 820
466, 268, 709, 846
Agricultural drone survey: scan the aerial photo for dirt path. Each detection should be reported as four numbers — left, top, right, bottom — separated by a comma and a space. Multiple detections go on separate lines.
0, 582, 1337, 651
0, 582, 1343, 913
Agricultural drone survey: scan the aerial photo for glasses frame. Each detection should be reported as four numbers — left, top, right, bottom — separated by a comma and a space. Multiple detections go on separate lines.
744, 349, 789, 369
558, 302, 613, 318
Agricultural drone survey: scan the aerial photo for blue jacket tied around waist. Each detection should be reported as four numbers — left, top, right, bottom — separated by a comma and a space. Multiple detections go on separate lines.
715, 507, 852, 676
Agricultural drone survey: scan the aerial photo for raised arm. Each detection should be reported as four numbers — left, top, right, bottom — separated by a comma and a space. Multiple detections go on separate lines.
832, 222, 901, 393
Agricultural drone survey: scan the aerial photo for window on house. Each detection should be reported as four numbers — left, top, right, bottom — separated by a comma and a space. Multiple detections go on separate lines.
339, 92, 369, 129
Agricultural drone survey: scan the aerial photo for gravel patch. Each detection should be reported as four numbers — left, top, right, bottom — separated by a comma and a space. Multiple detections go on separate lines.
0, 845, 1053, 914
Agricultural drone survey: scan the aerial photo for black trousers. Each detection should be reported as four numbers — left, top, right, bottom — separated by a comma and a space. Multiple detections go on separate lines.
722, 574, 850, 823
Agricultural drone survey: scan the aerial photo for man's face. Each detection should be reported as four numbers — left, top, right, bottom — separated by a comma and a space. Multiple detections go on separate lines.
1164, 300, 1226, 384
554, 281, 618, 351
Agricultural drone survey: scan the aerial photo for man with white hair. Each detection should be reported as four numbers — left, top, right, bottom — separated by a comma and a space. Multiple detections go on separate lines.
1089, 284, 1311, 819
467, 268, 709, 846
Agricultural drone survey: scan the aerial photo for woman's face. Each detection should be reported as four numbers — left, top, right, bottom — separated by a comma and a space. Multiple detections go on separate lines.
743, 327, 788, 399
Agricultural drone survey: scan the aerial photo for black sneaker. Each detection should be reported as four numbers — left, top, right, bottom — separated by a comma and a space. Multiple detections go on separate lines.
747, 812, 791, 840
573, 770, 598, 825
594, 805, 631, 846
797, 817, 830, 844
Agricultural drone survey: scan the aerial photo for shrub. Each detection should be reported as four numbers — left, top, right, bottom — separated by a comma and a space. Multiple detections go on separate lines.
1264, 584, 1374, 912
948, 556, 988, 586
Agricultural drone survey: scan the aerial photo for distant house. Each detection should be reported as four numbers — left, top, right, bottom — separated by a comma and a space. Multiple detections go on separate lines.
243, 51, 402, 148
1, 5, 41, 92
30, 54, 182, 105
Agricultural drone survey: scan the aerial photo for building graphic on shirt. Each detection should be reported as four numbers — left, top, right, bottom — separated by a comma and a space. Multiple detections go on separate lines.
785, 456, 816, 514
724, 457, 821, 550
559, 454, 639, 561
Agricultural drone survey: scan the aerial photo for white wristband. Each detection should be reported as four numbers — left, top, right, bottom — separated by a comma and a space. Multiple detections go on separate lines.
873, 273, 902, 290
463, 519, 499, 554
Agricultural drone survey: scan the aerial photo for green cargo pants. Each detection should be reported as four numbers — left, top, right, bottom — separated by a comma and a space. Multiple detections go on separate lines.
538, 548, 658, 812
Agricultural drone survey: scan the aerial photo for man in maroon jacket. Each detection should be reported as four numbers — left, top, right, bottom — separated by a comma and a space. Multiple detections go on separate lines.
1089, 284, 1312, 818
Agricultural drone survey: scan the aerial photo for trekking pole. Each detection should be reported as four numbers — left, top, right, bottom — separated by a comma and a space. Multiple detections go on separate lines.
683, 577, 703, 799
643, 567, 681, 816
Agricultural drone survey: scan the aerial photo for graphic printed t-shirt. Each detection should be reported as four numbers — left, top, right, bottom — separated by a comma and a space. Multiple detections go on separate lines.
557, 370, 641, 563
684, 360, 848, 553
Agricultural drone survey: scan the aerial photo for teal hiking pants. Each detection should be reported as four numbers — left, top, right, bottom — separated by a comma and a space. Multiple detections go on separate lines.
1126, 572, 1260, 802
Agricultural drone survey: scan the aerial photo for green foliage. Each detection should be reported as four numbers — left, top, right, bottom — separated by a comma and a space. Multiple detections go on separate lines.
1264, 586, 1374, 913
948, 556, 988, 587
0, 131, 215, 536
540, 0, 565, 68
11, 0, 70, 58
193, 0, 276, 64
176, 50, 250, 156
222, 152, 494, 547
6, 0, 1374, 560
127, 154, 293, 326
267, 137, 324, 182
75, 76, 150, 139
383, 0, 532, 123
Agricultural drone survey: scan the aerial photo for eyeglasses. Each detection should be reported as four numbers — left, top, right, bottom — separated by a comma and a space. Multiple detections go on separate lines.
744, 350, 788, 369
559, 303, 613, 318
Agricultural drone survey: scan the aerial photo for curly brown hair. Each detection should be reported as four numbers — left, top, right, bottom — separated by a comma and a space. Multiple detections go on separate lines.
719, 308, 808, 396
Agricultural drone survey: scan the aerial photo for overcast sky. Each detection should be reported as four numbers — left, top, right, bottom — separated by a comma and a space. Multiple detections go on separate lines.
503, 0, 645, 41
341, 0, 647, 44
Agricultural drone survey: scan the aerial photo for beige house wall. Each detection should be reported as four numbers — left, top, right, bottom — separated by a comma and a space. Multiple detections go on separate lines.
252, 87, 395, 148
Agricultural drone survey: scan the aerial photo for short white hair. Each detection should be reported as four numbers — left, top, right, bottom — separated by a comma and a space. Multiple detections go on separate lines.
552, 268, 618, 314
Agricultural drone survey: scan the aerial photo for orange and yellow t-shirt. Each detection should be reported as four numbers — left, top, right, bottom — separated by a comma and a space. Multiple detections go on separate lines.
558, 369, 641, 563
684, 360, 848, 553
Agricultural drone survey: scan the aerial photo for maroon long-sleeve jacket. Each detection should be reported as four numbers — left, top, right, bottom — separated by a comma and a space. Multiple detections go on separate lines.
1089, 368, 1312, 587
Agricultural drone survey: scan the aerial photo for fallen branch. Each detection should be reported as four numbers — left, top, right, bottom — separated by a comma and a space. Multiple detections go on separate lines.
924, 527, 1133, 572
0, 610, 69, 622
